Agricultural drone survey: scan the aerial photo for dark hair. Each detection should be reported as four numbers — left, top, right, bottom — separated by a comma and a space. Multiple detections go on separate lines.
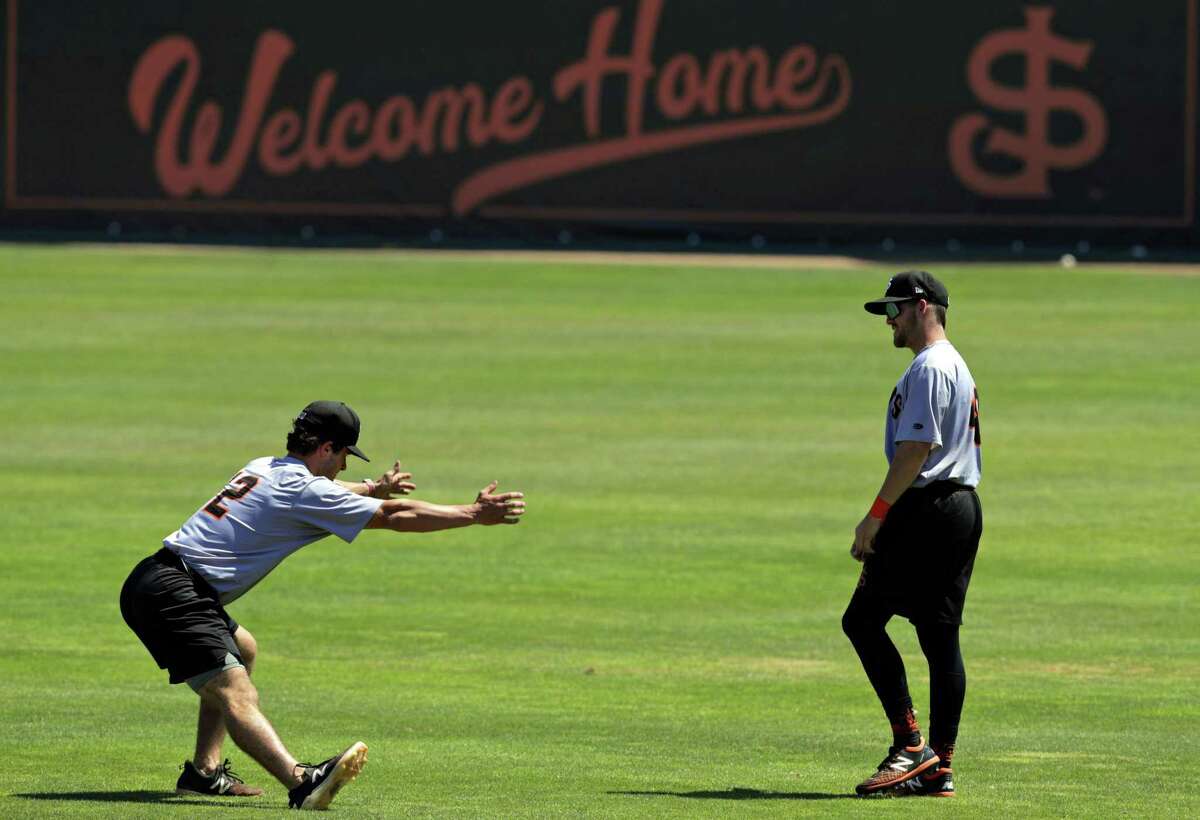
933, 305, 947, 328
286, 426, 325, 456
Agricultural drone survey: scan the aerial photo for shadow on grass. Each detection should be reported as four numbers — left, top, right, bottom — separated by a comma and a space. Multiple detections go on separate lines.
610, 787, 855, 800
12, 791, 276, 809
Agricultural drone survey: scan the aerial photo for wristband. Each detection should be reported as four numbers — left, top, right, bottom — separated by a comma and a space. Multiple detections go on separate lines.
362, 479, 379, 497
868, 496, 891, 521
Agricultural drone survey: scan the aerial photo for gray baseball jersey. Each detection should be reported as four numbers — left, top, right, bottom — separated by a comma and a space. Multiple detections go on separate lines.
885, 340, 982, 488
163, 456, 383, 604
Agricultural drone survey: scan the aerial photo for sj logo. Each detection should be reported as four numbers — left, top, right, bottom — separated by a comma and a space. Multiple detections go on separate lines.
949, 7, 1108, 198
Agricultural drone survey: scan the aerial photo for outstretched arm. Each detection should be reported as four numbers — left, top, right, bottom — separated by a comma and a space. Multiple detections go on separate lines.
364, 481, 525, 533
338, 460, 417, 498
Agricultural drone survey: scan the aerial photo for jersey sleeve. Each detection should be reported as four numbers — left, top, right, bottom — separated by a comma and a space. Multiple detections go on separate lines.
895, 364, 951, 449
291, 478, 384, 543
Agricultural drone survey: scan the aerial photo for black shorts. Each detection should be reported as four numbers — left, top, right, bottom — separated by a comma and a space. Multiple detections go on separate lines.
852, 482, 983, 625
119, 548, 242, 685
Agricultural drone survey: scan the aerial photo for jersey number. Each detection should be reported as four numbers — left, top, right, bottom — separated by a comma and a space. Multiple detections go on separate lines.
969, 388, 982, 446
204, 474, 260, 520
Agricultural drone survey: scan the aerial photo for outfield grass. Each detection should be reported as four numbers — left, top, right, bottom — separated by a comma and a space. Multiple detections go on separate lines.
0, 244, 1196, 818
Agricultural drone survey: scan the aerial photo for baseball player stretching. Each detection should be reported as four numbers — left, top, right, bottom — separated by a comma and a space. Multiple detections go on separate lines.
845, 272, 983, 798
120, 401, 525, 810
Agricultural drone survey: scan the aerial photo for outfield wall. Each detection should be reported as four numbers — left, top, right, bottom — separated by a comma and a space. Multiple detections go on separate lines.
2, 0, 1196, 248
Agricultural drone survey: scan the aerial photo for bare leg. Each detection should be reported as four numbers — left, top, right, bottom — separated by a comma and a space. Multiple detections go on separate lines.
193, 701, 226, 774
197, 666, 302, 788
194, 626, 258, 773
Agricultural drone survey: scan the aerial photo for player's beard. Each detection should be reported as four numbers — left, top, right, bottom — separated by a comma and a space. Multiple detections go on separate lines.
891, 322, 907, 348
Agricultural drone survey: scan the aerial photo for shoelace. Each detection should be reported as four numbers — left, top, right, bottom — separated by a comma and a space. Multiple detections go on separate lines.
292, 761, 319, 784
214, 759, 247, 786
875, 746, 901, 772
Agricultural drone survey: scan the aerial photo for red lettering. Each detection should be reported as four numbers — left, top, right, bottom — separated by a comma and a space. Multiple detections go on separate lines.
259, 110, 303, 174
554, 8, 620, 138
128, 30, 292, 197
491, 77, 542, 144
655, 45, 823, 122
557, 1, 829, 138
454, 54, 851, 215
303, 71, 338, 170
416, 85, 489, 155
328, 100, 373, 166
657, 54, 703, 120
554, 0, 662, 138
704, 48, 772, 114
371, 95, 418, 161
774, 46, 820, 109
127, 0, 848, 211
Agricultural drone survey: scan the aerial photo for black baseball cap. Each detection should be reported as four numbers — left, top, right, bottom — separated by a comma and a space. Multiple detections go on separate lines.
864, 270, 950, 315
293, 401, 369, 461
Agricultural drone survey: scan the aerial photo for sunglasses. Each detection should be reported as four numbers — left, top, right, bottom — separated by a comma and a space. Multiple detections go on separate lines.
884, 301, 912, 320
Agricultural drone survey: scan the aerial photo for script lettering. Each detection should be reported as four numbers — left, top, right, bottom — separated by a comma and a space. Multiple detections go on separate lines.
127, 0, 851, 213
129, 31, 292, 197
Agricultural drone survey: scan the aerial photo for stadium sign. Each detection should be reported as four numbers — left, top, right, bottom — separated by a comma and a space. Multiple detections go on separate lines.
2, 0, 1196, 238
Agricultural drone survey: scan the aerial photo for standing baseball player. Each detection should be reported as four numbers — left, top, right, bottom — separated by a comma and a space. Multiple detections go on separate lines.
120, 401, 525, 810
843, 271, 983, 798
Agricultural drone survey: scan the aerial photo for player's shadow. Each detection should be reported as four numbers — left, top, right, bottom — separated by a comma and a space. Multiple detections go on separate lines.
13, 791, 274, 809
610, 786, 855, 800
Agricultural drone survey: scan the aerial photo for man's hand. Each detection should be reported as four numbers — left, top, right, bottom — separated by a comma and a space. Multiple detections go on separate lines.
375, 461, 416, 497
850, 514, 883, 562
473, 481, 525, 525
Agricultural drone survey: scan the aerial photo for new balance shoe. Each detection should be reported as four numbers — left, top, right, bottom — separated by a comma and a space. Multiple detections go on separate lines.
854, 737, 940, 796
288, 741, 369, 810
888, 765, 955, 797
175, 759, 263, 797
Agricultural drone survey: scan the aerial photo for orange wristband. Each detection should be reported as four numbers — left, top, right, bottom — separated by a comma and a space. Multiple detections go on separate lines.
868, 496, 891, 521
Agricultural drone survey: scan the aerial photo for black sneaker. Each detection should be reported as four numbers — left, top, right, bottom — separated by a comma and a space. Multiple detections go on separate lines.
854, 737, 940, 796
175, 759, 264, 797
288, 742, 369, 810
888, 765, 955, 797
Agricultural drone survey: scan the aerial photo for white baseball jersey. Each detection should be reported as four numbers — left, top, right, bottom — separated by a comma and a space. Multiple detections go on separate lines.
163, 456, 383, 604
885, 340, 982, 488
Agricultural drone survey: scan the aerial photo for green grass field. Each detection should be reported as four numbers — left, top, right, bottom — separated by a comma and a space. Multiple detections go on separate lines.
1, 244, 1196, 818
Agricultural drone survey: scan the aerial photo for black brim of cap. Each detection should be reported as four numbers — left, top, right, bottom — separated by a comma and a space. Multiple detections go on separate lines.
347, 444, 369, 462
863, 297, 911, 314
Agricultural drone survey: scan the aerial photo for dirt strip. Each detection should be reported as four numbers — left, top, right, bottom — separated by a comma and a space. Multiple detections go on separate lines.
366, 249, 874, 269
38, 243, 870, 269
12, 242, 1200, 274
